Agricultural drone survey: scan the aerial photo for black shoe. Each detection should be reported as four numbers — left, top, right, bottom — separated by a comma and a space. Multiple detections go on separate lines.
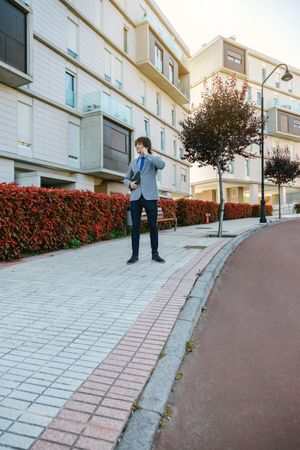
127, 255, 139, 264
152, 254, 165, 263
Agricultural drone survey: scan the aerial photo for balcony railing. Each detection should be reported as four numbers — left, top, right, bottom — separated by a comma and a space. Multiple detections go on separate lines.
83, 92, 132, 125
135, 10, 189, 69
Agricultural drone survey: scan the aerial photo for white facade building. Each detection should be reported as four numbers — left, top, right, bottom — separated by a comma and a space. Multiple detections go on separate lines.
0, 0, 191, 197
190, 36, 300, 206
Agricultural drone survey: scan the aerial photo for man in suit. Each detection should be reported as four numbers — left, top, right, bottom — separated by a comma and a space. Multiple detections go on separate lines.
124, 136, 165, 264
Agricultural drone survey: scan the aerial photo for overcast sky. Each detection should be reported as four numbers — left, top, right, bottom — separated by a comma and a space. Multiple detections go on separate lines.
157, 0, 300, 69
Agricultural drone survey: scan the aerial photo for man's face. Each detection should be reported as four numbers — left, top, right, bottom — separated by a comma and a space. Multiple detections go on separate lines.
136, 143, 144, 155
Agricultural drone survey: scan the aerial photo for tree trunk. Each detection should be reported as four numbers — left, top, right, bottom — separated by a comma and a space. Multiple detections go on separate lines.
217, 163, 224, 237
278, 184, 281, 219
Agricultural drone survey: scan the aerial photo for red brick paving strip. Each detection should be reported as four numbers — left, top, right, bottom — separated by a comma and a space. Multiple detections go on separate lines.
32, 239, 229, 450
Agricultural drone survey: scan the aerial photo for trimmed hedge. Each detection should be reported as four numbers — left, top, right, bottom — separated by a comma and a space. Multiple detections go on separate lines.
0, 183, 128, 260
0, 183, 273, 261
252, 204, 273, 217
176, 199, 219, 226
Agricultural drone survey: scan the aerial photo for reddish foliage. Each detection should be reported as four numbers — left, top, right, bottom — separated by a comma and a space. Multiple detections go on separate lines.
0, 183, 128, 261
252, 204, 273, 217
0, 184, 273, 261
175, 199, 219, 225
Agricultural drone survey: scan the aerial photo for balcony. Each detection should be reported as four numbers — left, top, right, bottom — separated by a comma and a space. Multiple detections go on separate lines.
83, 91, 132, 125
135, 21, 190, 105
135, 10, 189, 71
266, 107, 300, 142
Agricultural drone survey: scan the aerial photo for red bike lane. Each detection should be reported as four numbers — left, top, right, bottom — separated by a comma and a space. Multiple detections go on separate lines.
154, 220, 300, 450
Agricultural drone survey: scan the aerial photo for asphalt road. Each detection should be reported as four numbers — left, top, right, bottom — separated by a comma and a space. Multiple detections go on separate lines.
154, 220, 300, 450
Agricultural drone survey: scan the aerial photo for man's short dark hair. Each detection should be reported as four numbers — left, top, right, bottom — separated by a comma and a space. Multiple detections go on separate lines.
135, 136, 152, 154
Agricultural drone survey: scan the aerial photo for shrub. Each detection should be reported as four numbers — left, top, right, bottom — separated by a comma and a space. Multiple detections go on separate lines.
224, 202, 253, 220
294, 203, 300, 213
252, 204, 273, 217
0, 183, 128, 261
175, 199, 219, 226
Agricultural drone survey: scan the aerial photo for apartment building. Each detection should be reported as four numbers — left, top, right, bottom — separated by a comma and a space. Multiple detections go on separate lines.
0, 0, 191, 198
190, 35, 300, 206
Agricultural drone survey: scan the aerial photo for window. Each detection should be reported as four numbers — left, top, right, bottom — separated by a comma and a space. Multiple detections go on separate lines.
17, 102, 32, 149
144, 118, 149, 137
0, 0, 26, 73
247, 87, 252, 101
68, 122, 80, 161
155, 44, 163, 73
140, 78, 146, 105
293, 120, 300, 129
171, 106, 176, 126
275, 72, 280, 89
169, 59, 174, 84
181, 171, 187, 183
173, 139, 177, 157
227, 50, 241, 65
274, 96, 279, 106
172, 164, 176, 186
160, 129, 165, 151
123, 26, 128, 53
65, 72, 75, 107
156, 92, 161, 116
245, 160, 250, 177
261, 68, 266, 82
104, 49, 111, 82
256, 91, 261, 106
180, 148, 184, 159
227, 161, 234, 174
67, 18, 78, 59
114, 57, 123, 89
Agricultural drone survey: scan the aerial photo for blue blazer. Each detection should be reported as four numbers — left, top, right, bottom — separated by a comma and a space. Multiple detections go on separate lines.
124, 155, 165, 200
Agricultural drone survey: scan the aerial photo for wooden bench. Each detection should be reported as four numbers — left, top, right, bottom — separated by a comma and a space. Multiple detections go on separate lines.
126, 206, 177, 231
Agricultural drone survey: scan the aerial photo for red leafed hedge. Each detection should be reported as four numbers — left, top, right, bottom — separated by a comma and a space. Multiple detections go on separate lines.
224, 202, 253, 220
0, 183, 273, 261
0, 183, 128, 261
252, 204, 273, 217
175, 199, 219, 226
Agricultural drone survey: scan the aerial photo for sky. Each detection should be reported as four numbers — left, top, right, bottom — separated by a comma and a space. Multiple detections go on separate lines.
157, 0, 300, 69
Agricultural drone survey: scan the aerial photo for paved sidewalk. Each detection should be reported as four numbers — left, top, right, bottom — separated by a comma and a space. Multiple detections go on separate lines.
0, 218, 266, 449
154, 219, 300, 450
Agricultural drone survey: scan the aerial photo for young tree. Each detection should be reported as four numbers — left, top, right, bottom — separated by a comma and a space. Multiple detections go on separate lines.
265, 145, 300, 218
180, 75, 261, 236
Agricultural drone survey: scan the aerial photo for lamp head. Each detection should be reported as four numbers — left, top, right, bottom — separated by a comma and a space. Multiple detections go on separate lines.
281, 69, 293, 81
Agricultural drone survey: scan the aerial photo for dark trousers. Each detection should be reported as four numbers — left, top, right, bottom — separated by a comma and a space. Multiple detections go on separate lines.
130, 195, 158, 257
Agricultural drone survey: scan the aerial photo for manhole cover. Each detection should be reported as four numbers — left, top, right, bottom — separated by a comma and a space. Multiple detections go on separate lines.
184, 245, 206, 250
195, 227, 212, 229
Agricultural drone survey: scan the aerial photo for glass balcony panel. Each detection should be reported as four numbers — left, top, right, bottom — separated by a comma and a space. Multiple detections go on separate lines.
83, 91, 132, 125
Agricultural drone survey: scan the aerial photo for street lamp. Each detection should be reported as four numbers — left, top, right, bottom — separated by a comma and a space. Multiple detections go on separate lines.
260, 64, 293, 223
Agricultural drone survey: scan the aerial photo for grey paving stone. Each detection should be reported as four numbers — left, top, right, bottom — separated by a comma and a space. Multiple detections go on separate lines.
7, 422, 43, 438
36, 395, 67, 408
8, 390, 38, 402
17, 413, 52, 427
0, 419, 13, 432
0, 406, 21, 420
0, 398, 30, 411
26, 403, 60, 417
0, 432, 35, 449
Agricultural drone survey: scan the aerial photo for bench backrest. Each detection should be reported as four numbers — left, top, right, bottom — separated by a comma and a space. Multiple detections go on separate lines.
140, 206, 164, 221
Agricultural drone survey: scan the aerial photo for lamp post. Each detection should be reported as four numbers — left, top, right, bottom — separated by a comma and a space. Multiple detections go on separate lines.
260, 64, 293, 223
